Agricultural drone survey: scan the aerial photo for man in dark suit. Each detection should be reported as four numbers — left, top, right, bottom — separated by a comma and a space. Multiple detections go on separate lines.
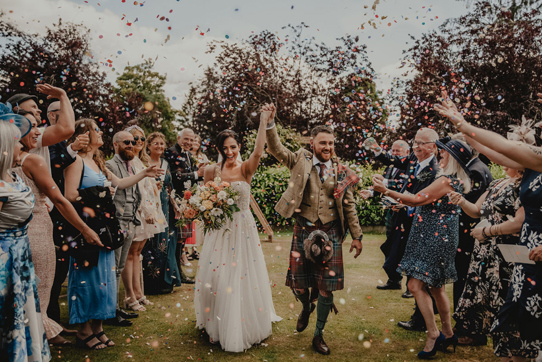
164, 128, 206, 284
446, 134, 493, 345
46, 101, 90, 329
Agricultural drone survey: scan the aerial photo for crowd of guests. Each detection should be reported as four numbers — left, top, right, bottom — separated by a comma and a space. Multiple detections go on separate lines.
363, 91, 542, 360
0, 85, 209, 359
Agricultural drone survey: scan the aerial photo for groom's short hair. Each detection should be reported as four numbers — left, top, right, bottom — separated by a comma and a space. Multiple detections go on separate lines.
310, 125, 334, 138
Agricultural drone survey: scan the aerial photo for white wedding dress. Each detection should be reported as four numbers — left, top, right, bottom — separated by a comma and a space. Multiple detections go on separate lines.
195, 181, 282, 352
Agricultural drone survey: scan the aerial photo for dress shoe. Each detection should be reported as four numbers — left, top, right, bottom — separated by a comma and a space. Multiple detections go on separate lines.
376, 281, 402, 290
117, 308, 138, 319
181, 277, 195, 284
439, 334, 458, 352
402, 290, 414, 298
104, 314, 132, 327
397, 320, 426, 332
312, 335, 330, 355
296, 303, 316, 332
418, 332, 445, 359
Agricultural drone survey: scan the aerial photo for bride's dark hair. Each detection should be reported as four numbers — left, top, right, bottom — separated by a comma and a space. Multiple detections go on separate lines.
216, 130, 241, 169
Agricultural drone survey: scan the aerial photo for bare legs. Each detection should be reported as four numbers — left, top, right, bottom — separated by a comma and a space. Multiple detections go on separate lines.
76, 321, 108, 349
408, 278, 453, 352
122, 239, 147, 311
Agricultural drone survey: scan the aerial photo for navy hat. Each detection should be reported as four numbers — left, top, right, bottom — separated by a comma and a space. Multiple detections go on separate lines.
435, 139, 473, 175
6, 93, 38, 109
0, 101, 32, 138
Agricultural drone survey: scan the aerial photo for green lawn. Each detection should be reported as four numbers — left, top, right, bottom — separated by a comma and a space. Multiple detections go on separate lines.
51, 231, 496, 361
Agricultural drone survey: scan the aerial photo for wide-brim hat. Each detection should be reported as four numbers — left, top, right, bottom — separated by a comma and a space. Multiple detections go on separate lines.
6, 93, 38, 108
0, 102, 32, 138
435, 139, 472, 175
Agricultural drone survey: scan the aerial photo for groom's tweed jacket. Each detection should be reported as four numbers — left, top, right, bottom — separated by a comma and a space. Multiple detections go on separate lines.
266, 126, 363, 241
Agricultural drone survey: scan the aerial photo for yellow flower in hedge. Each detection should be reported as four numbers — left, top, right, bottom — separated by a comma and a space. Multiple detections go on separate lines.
202, 200, 213, 210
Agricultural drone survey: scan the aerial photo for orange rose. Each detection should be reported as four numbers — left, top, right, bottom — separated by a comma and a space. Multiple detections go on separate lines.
210, 194, 218, 202
183, 207, 197, 219
184, 190, 192, 200
222, 181, 230, 187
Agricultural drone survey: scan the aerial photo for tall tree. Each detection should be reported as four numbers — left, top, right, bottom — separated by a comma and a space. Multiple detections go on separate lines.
181, 23, 386, 161
113, 59, 178, 143
388, 1, 542, 142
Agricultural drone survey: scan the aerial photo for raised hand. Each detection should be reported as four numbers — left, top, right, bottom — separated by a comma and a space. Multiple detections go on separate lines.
434, 90, 466, 127
260, 103, 275, 125
372, 176, 387, 194
36, 84, 67, 99
71, 131, 90, 152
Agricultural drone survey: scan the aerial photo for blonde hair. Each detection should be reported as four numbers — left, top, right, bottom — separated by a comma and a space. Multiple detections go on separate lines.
145, 132, 167, 165
438, 154, 472, 194
128, 127, 151, 166
0, 122, 21, 179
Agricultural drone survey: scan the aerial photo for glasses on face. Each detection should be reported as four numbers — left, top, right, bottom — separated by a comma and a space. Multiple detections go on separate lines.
95, 127, 101, 133
133, 136, 146, 142
122, 140, 137, 146
49, 109, 60, 113
151, 142, 165, 146
413, 140, 434, 146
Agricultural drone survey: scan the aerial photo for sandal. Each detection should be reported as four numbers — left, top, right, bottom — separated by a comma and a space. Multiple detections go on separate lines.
124, 297, 146, 311
95, 331, 114, 347
137, 296, 154, 306
48, 335, 72, 345
75, 334, 106, 350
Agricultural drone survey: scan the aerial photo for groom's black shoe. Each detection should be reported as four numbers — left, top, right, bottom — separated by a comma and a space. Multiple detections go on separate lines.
376, 280, 402, 290
397, 320, 426, 332
296, 303, 316, 332
312, 335, 331, 355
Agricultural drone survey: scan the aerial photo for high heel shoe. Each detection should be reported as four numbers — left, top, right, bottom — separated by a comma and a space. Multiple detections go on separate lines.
439, 334, 458, 353
417, 332, 445, 359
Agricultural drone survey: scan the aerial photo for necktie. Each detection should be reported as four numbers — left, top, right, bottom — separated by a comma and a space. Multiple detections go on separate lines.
407, 163, 421, 216
318, 163, 327, 183
414, 163, 420, 177
185, 152, 191, 168
125, 161, 133, 175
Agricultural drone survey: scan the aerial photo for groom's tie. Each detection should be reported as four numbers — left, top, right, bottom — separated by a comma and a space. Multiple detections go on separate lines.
318, 163, 327, 183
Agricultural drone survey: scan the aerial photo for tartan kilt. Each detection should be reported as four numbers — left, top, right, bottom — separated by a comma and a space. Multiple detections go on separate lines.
286, 217, 344, 292
177, 222, 193, 240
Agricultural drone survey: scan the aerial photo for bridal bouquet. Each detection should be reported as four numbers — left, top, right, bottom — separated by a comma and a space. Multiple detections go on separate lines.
175, 179, 240, 233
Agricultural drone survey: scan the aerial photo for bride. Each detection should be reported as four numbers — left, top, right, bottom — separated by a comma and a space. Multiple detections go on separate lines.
195, 104, 282, 352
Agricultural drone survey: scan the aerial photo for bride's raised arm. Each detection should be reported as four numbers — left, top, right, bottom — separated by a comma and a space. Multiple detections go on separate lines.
243, 103, 274, 178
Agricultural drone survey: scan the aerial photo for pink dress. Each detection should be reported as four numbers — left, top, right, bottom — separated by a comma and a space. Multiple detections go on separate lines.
15, 154, 63, 340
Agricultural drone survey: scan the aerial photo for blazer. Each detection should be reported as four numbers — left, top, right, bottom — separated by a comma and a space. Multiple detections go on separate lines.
266, 126, 363, 241
164, 143, 199, 194
105, 156, 141, 225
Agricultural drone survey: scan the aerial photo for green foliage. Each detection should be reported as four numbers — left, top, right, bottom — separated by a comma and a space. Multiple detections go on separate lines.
250, 163, 387, 231
243, 124, 305, 166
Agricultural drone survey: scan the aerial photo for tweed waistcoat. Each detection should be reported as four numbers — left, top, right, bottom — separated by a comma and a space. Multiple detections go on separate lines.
298, 166, 339, 224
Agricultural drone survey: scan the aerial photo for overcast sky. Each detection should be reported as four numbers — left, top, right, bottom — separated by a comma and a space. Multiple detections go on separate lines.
3, 0, 471, 108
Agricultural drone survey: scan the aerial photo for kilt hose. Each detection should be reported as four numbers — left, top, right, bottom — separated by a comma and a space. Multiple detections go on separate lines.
286, 216, 344, 292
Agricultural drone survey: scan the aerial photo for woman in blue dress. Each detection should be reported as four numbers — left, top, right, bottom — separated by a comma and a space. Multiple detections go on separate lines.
373, 137, 473, 359
0, 113, 51, 361
142, 132, 181, 294
63, 119, 163, 349
437, 92, 542, 360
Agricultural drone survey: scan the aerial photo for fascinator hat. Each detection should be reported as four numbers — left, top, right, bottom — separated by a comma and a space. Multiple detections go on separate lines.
0, 100, 32, 138
508, 116, 537, 145
435, 139, 473, 176
303, 230, 333, 264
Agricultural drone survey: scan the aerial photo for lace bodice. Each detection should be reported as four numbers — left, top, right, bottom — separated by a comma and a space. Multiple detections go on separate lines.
231, 181, 251, 211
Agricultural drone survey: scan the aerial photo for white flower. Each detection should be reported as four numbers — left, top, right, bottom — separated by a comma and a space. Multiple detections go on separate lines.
199, 205, 207, 212
227, 198, 234, 205
217, 190, 228, 200
189, 195, 202, 206
211, 208, 223, 216
184, 180, 192, 189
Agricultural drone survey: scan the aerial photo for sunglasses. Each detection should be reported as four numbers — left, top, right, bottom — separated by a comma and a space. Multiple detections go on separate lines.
95, 127, 101, 133
133, 136, 146, 142
122, 140, 137, 146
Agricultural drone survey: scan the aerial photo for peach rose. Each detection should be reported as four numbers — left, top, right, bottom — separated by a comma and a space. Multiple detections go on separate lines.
210, 194, 218, 202
183, 207, 197, 219
202, 200, 213, 210
221, 181, 230, 187
184, 190, 192, 200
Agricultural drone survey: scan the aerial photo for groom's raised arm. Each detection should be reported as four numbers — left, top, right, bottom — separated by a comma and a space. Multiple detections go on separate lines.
266, 125, 297, 170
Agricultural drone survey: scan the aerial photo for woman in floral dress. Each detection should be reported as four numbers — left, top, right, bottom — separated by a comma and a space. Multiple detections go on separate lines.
437, 92, 542, 360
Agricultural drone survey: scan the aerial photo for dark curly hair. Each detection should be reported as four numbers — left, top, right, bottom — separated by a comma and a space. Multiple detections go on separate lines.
216, 130, 241, 169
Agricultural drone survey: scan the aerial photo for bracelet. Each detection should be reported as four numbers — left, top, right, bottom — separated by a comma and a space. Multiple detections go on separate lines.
489, 225, 494, 237
455, 120, 465, 130
384, 190, 390, 196
482, 227, 489, 239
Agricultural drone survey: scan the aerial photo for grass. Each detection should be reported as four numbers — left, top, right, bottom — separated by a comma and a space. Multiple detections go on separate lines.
51, 231, 496, 361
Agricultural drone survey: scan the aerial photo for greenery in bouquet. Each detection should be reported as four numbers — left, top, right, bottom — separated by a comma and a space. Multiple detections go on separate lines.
175, 179, 241, 234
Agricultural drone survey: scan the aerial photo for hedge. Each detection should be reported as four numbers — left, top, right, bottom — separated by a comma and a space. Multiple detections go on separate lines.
250, 162, 505, 231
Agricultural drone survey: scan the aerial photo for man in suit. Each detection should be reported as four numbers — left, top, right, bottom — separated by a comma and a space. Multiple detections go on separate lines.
368, 128, 440, 330
105, 131, 142, 326
265, 109, 363, 355
47, 101, 90, 329
164, 128, 205, 284
446, 134, 492, 345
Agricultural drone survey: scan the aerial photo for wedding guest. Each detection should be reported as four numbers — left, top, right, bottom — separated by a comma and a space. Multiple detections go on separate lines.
164, 128, 205, 284
64, 120, 162, 349
372, 138, 472, 358
0, 111, 51, 362
436, 93, 542, 360
14, 110, 101, 347
8, 84, 76, 172
142, 132, 181, 294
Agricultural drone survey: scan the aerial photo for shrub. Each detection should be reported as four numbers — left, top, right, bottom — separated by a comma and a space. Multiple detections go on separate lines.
243, 124, 305, 167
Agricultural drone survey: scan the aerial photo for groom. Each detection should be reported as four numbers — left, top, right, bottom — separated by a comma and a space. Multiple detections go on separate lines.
264, 105, 363, 355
